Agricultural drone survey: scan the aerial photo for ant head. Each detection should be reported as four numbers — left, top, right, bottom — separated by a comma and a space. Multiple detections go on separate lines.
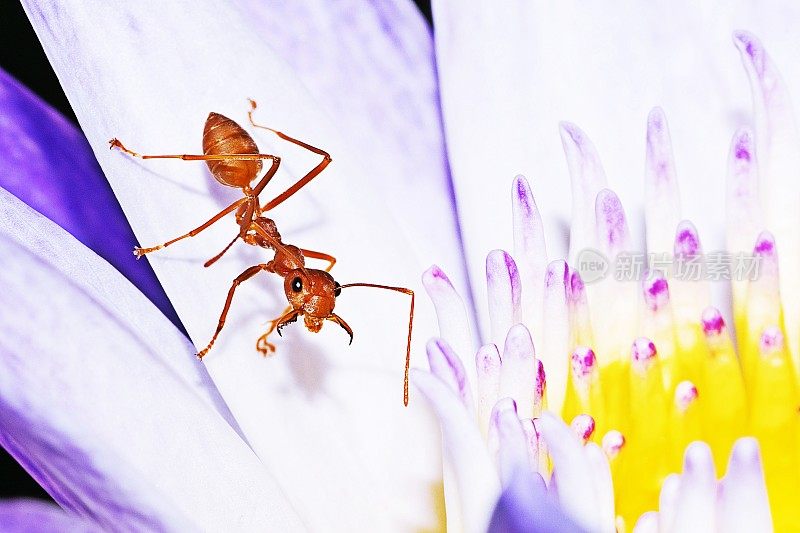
283, 268, 339, 319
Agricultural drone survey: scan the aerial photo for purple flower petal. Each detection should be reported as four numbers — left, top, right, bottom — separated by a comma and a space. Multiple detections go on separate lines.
488, 467, 585, 533
0, 68, 179, 327
0, 189, 302, 530
0, 499, 102, 533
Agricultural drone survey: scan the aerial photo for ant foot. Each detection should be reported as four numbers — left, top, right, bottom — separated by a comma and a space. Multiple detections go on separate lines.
197, 337, 218, 359
133, 245, 162, 259
256, 335, 276, 357
108, 138, 122, 150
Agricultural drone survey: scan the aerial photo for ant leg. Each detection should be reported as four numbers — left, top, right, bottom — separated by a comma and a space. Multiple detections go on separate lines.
249, 153, 281, 199
197, 263, 269, 358
109, 138, 281, 166
247, 100, 332, 211
203, 234, 240, 268
202, 200, 259, 268
256, 306, 297, 356
299, 249, 336, 272
135, 197, 249, 258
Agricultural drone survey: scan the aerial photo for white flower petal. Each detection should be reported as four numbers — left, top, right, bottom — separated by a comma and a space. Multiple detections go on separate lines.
0, 188, 302, 530
726, 127, 763, 308
423, 337, 474, 533
560, 123, 610, 263
434, 2, 800, 330
512, 175, 547, 343
476, 343, 502, 435
644, 107, 681, 256
423, 265, 477, 390
22, 1, 447, 527
584, 442, 615, 533
632, 511, 660, 533
489, 398, 530, 487
717, 437, 773, 533
235, 0, 468, 294
520, 418, 545, 475
670, 221, 710, 329
538, 412, 600, 531
411, 369, 500, 533
590, 190, 637, 361
542, 260, 570, 414
499, 325, 537, 418
486, 250, 522, 350
734, 30, 800, 362
657, 473, 681, 532
671, 442, 717, 533
426, 338, 474, 416
431, 0, 538, 340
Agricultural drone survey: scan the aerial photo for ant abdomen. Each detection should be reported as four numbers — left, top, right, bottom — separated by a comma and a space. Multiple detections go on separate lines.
202, 112, 262, 188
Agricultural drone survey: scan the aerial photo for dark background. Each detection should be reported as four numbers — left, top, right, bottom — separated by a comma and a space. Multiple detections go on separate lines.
0, 0, 433, 503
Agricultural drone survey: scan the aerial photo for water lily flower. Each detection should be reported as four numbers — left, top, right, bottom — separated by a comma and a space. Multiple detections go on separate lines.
3, 1, 800, 532
414, 28, 798, 532
3, 0, 465, 529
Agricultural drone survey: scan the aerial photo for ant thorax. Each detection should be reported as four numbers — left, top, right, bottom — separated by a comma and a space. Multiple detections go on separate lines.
266, 244, 305, 277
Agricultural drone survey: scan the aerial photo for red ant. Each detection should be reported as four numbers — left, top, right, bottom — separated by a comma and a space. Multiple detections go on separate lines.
110, 100, 415, 405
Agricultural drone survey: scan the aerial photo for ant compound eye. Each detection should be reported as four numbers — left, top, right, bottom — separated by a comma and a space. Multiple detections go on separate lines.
291, 277, 303, 293
334, 282, 341, 297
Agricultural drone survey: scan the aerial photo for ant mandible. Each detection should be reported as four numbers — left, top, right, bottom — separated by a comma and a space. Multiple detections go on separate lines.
110, 100, 415, 405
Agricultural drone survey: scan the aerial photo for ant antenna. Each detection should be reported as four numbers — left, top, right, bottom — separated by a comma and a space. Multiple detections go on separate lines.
340, 283, 414, 406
